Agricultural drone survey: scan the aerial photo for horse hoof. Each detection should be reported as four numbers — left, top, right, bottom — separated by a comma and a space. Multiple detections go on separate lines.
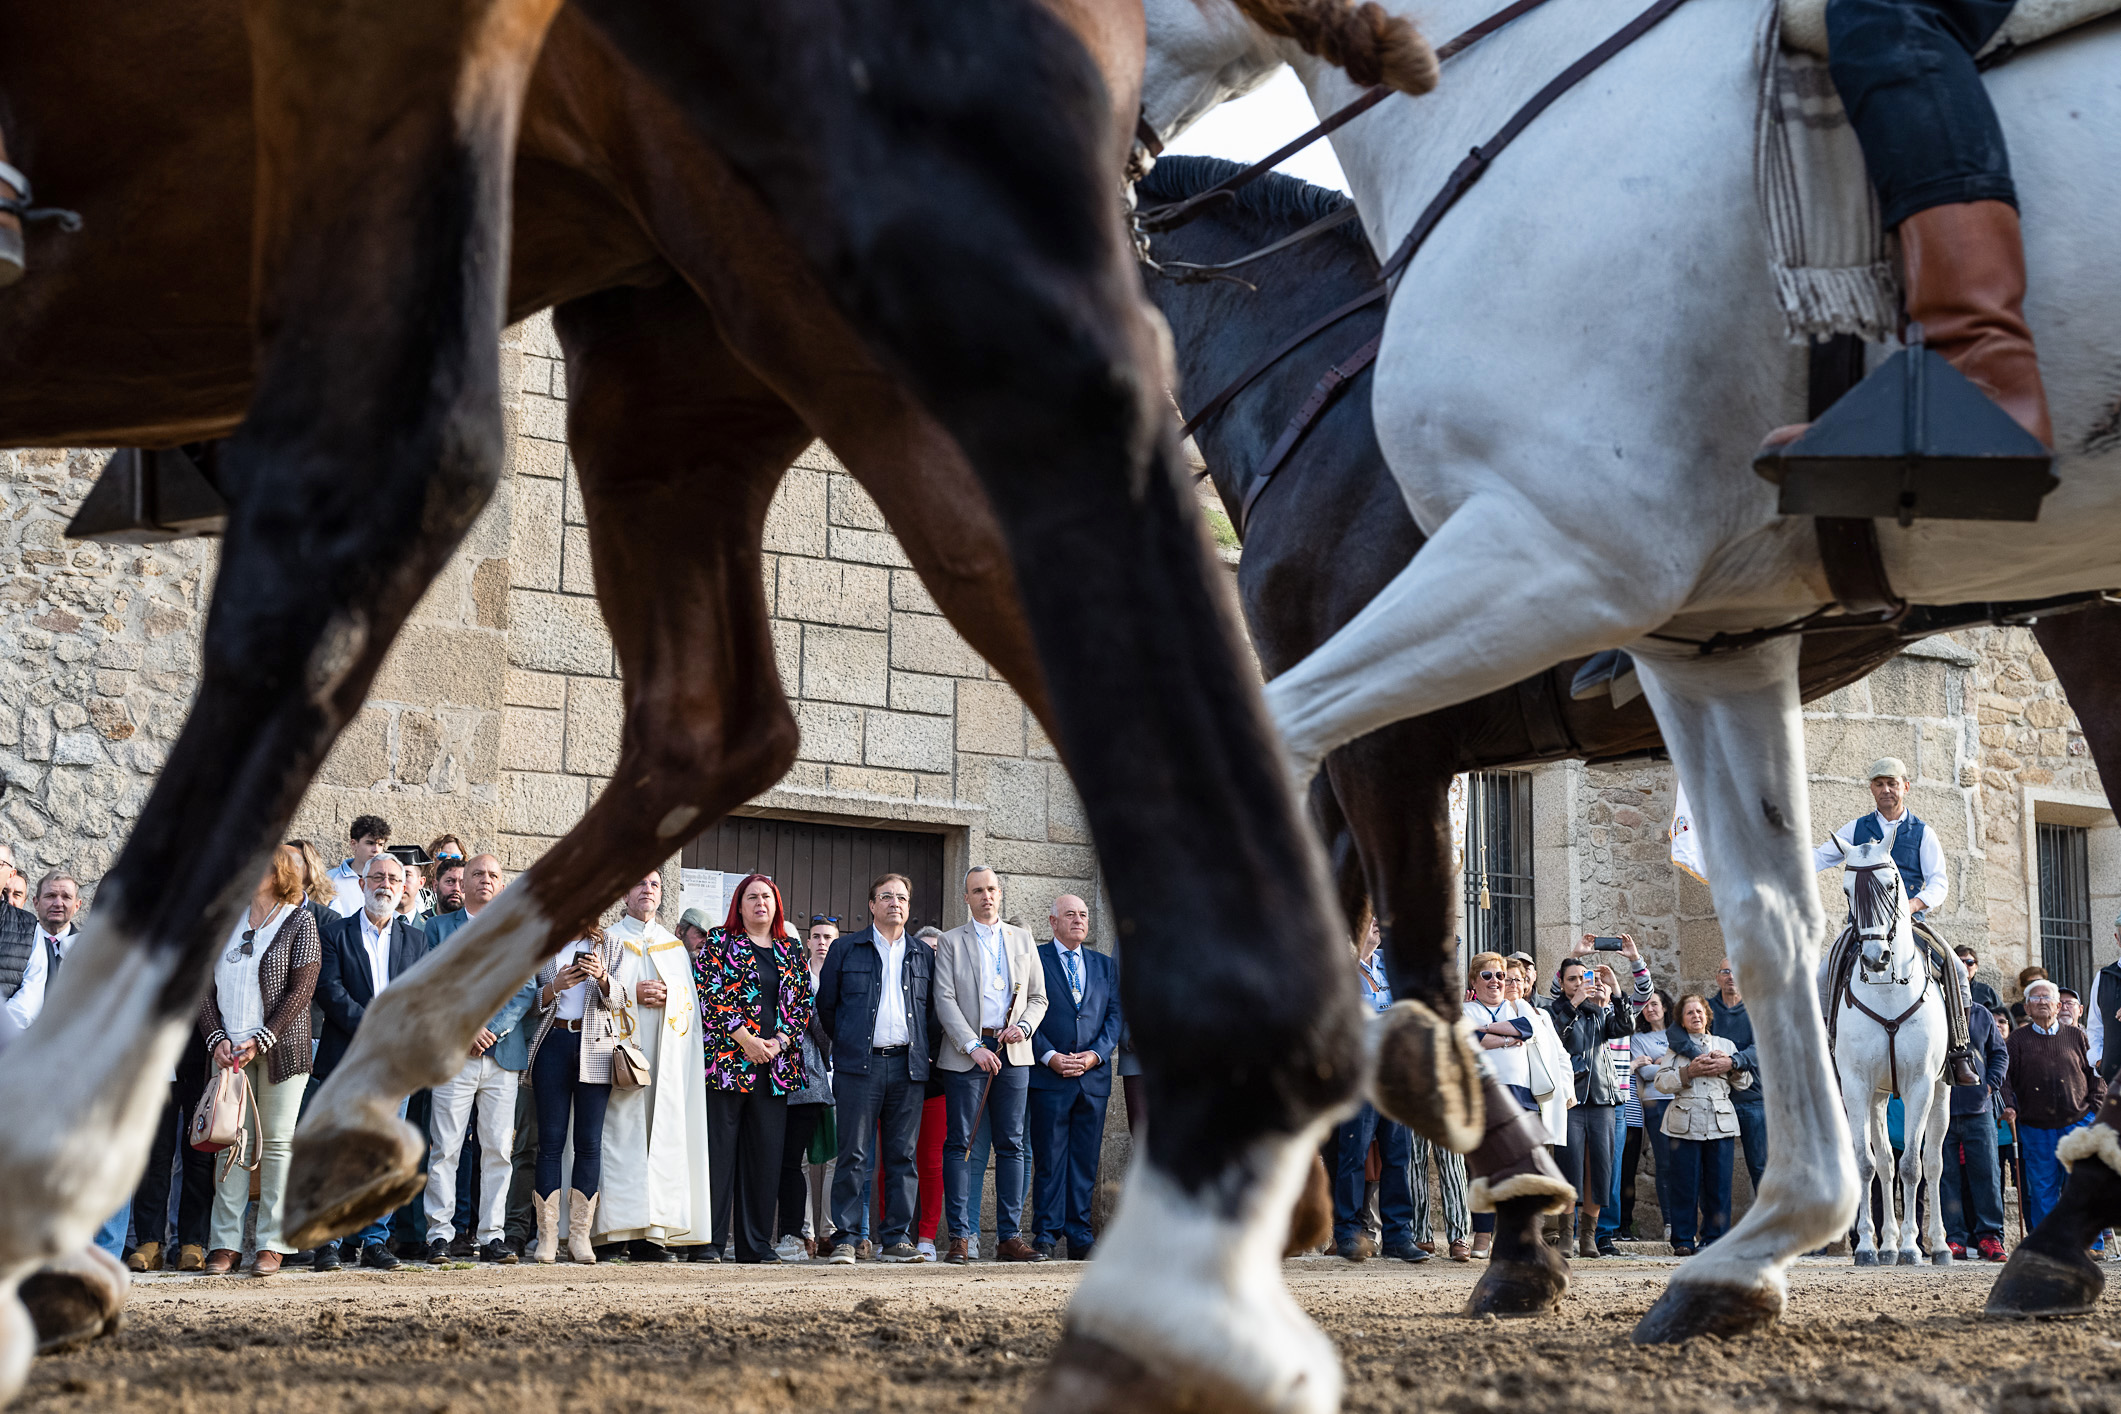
1373, 1000, 1484, 1153
1898, 1249, 1922, 1267
1852, 1250, 1878, 1267
282, 1109, 426, 1251
1985, 1245, 2104, 1319
1931, 1248, 1953, 1267
1464, 1254, 1569, 1318
1632, 1279, 1783, 1344
1030, 1329, 1329, 1414
20, 1246, 128, 1354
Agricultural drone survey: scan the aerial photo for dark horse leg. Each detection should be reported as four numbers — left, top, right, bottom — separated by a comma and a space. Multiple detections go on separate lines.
1330, 744, 1571, 1314
1987, 607, 2121, 1316
0, 0, 559, 1392
284, 277, 813, 1246
570, 1, 1366, 1407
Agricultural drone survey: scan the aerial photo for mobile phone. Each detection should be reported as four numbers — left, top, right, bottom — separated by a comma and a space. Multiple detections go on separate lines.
1592, 936, 1626, 951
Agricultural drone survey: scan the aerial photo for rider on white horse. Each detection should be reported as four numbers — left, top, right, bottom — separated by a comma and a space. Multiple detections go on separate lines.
1814, 756, 1979, 1087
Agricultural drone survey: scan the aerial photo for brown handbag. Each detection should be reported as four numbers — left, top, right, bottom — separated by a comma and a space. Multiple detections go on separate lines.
608, 1000, 651, 1091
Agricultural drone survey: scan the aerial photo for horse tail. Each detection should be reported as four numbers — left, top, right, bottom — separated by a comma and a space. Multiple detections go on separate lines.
1231, 0, 1439, 95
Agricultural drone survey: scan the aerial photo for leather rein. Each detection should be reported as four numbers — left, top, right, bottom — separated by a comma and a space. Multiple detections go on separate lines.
1842, 965, 1931, 1101
1137, 0, 1695, 538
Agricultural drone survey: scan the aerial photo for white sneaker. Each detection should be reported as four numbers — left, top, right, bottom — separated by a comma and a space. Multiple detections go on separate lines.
775, 1235, 807, 1263
965, 1237, 980, 1261
916, 1240, 937, 1263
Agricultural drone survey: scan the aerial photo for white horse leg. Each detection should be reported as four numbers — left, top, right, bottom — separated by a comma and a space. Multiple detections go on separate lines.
1262, 492, 1673, 783
17, 1245, 128, 1353
1895, 1082, 1929, 1264
1037, 1124, 1342, 1414
1923, 1084, 1953, 1264
1843, 1068, 1879, 1265
1628, 638, 1857, 1342
0, 928, 190, 1404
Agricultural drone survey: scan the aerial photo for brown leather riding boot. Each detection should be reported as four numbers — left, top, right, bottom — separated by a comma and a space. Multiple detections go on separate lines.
1900, 200, 2053, 448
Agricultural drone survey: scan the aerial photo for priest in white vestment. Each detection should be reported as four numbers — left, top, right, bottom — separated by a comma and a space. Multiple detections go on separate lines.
593, 871, 713, 1258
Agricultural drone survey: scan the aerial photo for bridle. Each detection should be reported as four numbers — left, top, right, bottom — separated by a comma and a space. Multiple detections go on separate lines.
1839, 856, 1929, 1099
1131, 0, 1694, 538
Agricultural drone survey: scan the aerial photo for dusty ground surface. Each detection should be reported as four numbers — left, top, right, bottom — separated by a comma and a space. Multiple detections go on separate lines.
20, 1252, 2121, 1412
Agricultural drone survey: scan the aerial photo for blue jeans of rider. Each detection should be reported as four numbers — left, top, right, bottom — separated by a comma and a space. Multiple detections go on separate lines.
1939, 1110, 2006, 1244
1666, 1137, 1735, 1248
1333, 1103, 1415, 1252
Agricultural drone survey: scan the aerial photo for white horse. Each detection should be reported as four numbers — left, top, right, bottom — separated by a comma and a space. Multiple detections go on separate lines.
1828, 839, 1949, 1267
1122, 0, 2121, 1386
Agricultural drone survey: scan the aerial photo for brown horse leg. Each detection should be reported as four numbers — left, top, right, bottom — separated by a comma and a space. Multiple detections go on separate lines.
1984, 607, 2121, 1314
0, 0, 557, 1392
285, 277, 809, 1247
1328, 745, 1486, 1156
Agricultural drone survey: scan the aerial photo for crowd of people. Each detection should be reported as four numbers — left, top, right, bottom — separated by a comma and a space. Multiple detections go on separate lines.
3, 758, 2115, 1278
0, 820, 1132, 1275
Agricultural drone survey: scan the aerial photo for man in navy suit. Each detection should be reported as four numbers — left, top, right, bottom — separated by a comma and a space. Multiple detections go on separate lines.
1027, 893, 1123, 1260
313, 851, 430, 1269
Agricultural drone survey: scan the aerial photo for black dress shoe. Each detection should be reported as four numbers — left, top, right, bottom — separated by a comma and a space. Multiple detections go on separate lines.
1032, 1242, 1056, 1261
426, 1238, 453, 1264
631, 1240, 676, 1263
479, 1240, 518, 1265
360, 1243, 401, 1271
312, 1245, 342, 1273
688, 1246, 722, 1263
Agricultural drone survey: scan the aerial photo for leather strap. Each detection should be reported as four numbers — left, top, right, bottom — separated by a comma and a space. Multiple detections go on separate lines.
1235, 332, 1381, 533
1842, 968, 1929, 1099
1816, 517, 1905, 617
1465, 1074, 1553, 1179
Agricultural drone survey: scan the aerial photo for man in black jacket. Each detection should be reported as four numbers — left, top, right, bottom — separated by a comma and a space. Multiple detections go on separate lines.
1940, 999, 2010, 1261
312, 852, 429, 1269
1543, 940, 1646, 1259
815, 872, 934, 1264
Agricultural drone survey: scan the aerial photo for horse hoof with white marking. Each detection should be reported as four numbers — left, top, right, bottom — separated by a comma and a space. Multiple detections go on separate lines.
1371, 1000, 1484, 1154
280, 1102, 426, 1252
1931, 1248, 1953, 1266
1985, 1127, 2121, 1317
1632, 1276, 1784, 1344
1852, 1248, 1878, 1267
1031, 1135, 1342, 1414
18, 1246, 127, 1354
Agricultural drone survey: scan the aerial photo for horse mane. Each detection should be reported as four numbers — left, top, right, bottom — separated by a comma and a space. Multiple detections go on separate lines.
1138, 157, 1368, 256
1230, 0, 1437, 95
1850, 862, 1899, 927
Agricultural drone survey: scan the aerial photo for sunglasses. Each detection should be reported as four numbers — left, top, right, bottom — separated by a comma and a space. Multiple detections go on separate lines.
226, 909, 282, 963
1477, 969, 1505, 981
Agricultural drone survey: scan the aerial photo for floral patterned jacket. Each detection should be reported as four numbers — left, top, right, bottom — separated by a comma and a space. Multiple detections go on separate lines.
697, 927, 815, 1096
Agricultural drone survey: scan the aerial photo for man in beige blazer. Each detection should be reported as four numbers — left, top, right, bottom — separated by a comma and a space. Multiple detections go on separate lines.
934, 866, 1049, 1263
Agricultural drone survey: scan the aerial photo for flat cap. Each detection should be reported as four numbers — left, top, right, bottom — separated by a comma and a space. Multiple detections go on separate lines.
1867, 757, 1910, 782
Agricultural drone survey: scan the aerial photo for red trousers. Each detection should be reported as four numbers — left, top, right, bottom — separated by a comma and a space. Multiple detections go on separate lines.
875, 1094, 949, 1243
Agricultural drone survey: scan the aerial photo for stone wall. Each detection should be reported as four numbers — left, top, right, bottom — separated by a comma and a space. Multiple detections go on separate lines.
1, 314, 1102, 940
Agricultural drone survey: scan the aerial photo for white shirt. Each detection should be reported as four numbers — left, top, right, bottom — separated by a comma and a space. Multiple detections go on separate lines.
870, 929, 911, 1049
214, 906, 292, 1045
1041, 942, 1092, 1066
552, 940, 597, 1020
358, 910, 394, 997
2, 928, 70, 1031
327, 860, 366, 918
1813, 810, 1949, 913
1463, 998, 1534, 1091
973, 919, 1011, 1032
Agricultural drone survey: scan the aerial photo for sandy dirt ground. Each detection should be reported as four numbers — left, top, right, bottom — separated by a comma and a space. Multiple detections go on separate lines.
18, 1252, 2121, 1412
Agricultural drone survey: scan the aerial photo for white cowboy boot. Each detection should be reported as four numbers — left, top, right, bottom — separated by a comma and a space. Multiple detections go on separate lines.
567, 1190, 599, 1264
534, 1191, 561, 1265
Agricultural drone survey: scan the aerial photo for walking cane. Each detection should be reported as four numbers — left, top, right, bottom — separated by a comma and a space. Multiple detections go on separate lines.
2009, 1116, 2027, 1243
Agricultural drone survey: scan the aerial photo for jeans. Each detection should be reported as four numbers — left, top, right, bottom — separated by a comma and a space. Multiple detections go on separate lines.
208, 1057, 308, 1255
1826, 0, 2019, 227
1599, 1108, 1626, 1238
1666, 1137, 1735, 1247
963, 1106, 1008, 1241
1940, 1110, 2007, 1244
2020, 1113, 2094, 1232
1332, 1104, 1414, 1249
1732, 1098, 1767, 1191
532, 1029, 611, 1199
831, 1052, 922, 1247
94, 1202, 130, 1259
424, 1055, 519, 1244
943, 1063, 1029, 1241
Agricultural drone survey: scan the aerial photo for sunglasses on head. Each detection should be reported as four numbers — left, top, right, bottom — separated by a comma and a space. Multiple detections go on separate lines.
810, 914, 840, 925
